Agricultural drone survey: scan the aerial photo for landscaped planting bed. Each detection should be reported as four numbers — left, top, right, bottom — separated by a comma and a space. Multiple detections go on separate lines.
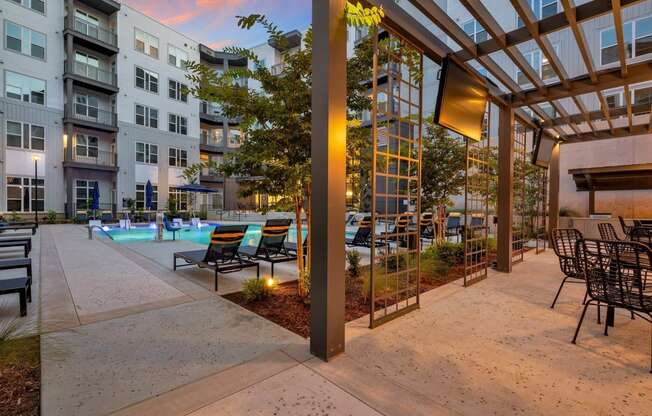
0, 335, 40, 416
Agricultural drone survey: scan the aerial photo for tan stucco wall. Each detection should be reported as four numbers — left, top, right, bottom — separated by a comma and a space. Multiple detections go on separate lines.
559, 134, 652, 218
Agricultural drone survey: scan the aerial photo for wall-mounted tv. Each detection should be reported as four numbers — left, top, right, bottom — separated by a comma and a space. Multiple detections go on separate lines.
531, 128, 556, 169
434, 55, 489, 142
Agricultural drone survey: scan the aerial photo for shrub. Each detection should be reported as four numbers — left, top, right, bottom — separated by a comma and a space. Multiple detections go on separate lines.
433, 242, 465, 266
47, 210, 57, 224
9, 211, 21, 222
242, 277, 277, 302
346, 250, 361, 278
299, 270, 311, 303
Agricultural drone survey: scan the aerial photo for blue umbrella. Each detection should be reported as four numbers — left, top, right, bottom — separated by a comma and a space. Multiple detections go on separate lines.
91, 182, 100, 210
145, 180, 154, 210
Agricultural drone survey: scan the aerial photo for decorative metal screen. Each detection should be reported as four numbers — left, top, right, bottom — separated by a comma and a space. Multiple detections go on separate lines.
535, 168, 548, 254
512, 123, 527, 265
463, 108, 490, 287
369, 29, 422, 328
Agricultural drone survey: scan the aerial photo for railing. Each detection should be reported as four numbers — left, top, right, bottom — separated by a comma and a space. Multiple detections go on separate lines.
69, 61, 117, 87
200, 101, 222, 116
66, 16, 118, 47
270, 63, 285, 76
65, 104, 118, 128
200, 132, 224, 147
67, 149, 117, 167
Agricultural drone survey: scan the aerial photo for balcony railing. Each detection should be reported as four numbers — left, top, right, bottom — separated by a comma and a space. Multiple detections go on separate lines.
67, 149, 117, 167
270, 63, 285, 76
69, 61, 118, 87
66, 16, 118, 47
200, 132, 224, 147
65, 104, 118, 128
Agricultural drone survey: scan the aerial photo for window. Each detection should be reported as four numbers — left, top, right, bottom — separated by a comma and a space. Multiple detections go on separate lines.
462, 19, 487, 43
7, 176, 44, 212
601, 22, 633, 65
168, 147, 188, 167
168, 187, 188, 211
168, 45, 188, 69
168, 114, 188, 135
168, 80, 188, 102
74, 180, 96, 211
539, 103, 557, 119
8, 0, 45, 14
135, 104, 158, 128
201, 127, 224, 146
75, 94, 99, 119
136, 142, 158, 164
75, 134, 98, 158
135, 66, 158, 93
227, 127, 242, 148
604, 91, 623, 110
5, 121, 44, 150
517, 1, 558, 28
136, 183, 158, 210
632, 85, 652, 115
5, 21, 46, 60
635, 16, 652, 57
135, 28, 159, 58
516, 47, 558, 86
4, 71, 45, 105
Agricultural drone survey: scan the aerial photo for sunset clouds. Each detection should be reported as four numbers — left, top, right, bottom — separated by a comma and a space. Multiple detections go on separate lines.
121, 0, 310, 49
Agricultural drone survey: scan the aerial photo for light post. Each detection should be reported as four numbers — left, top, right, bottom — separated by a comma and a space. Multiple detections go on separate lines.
32, 155, 40, 225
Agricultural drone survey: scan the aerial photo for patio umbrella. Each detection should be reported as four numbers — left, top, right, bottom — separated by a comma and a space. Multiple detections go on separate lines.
174, 184, 219, 193
145, 180, 154, 210
91, 182, 100, 211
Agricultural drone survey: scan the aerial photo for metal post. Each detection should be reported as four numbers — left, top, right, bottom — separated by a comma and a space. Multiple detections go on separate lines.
496, 105, 514, 273
548, 143, 560, 241
33, 159, 39, 225
310, 0, 347, 361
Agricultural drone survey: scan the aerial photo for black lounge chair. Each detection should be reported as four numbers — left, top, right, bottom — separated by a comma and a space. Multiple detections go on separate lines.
0, 277, 32, 316
284, 233, 308, 257
173, 224, 259, 291
420, 213, 436, 244
345, 216, 383, 248
445, 214, 462, 241
0, 240, 31, 257
379, 215, 410, 243
598, 223, 622, 241
238, 219, 297, 277
551, 228, 587, 309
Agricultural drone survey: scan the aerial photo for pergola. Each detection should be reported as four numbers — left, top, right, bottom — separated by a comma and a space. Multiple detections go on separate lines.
310, 0, 652, 361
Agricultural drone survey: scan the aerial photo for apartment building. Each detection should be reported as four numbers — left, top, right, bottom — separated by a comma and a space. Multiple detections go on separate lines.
0, 0, 260, 218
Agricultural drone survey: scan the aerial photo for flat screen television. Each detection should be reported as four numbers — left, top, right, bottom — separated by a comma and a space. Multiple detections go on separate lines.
434, 56, 489, 141
531, 128, 556, 168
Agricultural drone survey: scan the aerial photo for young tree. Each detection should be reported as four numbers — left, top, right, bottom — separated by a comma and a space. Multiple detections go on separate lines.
186, 13, 375, 296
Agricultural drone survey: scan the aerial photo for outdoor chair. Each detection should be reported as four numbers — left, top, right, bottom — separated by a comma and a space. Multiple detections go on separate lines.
550, 228, 587, 309
379, 215, 410, 243
0, 237, 32, 252
345, 216, 384, 248
631, 227, 652, 247
420, 213, 436, 244
173, 224, 259, 291
598, 223, 622, 241
284, 233, 308, 258
573, 238, 652, 373
163, 216, 182, 240
0, 277, 32, 317
619, 216, 634, 238
238, 219, 297, 277
445, 214, 462, 241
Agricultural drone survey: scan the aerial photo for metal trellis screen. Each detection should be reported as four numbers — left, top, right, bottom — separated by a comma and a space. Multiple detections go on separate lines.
535, 168, 548, 254
512, 123, 527, 265
369, 29, 423, 328
463, 108, 490, 287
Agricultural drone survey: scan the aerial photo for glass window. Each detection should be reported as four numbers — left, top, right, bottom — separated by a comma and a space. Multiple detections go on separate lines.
135, 104, 158, 128
168, 80, 188, 102
168, 114, 188, 135
227, 128, 242, 148
135, 28, 159, 59
604, 91, 623, 110
4, 21, 46, 60
135, 66, 158, 93
8, 176, 44, 212
5, 121, 44, 150
9, 0, 45, 14
541, 0, 558, 19
633, 86, 652, 115
462, 19, 487, 43
75, 180, 96, 211
168, 187, 188, 211
168, 45, 188, 69
75, 134, 98, 157
5, 71, 46, 105
75, 94, 99, 119
635, 16, 652, 57
6, 121, 22, 148
136, 142, 158, 164
136, 183, 158, 210
168, 147, 188, 167
601, 22, 633, 65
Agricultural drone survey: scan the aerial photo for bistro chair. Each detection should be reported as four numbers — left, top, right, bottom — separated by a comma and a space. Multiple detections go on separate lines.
631, 227, 652, 247
598, 223, 622, 241
619, 216, 634, 238
573, 238, 652, 373
550, 228, 586, 309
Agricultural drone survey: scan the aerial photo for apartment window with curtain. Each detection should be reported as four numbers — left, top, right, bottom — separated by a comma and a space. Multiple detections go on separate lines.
75, 93, 99, 119
135, 28, 159, 58
168, 114, 188, 135
8, 0, 45, 14
136, 142, 158, 164
168, 80, 188, 102
135, 66, 159, 93
168, 45, 188, 69
75, 134, 99, 158
6, 121, 45, 150
7, 177, 44, 212
136, 183, 158, 210
135, 104, 158, 128
168, 147, 188, 168
5, 20, 46, 60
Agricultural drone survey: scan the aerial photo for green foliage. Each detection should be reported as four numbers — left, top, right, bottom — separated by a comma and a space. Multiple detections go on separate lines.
299, 270, 311, 302
427, 242, 465, 267
346, 250, 361, 278
46, 210, 57, 224
167, 195, 178, 217
242, 277, 277, 302
9, 211, 20, 222
345, 1, 385, 27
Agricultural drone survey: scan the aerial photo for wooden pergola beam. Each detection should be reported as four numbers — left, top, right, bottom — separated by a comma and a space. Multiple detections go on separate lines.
564, 123, 651, 142
542, 101, 648, 127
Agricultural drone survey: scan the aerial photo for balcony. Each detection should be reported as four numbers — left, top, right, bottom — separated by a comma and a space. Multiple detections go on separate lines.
64, 149, 118, 172
64, 105, 118, 132
65, 16, 118, 55
76, 0, 120, 14
65, 60, 118, 94
200, 101, 225, 125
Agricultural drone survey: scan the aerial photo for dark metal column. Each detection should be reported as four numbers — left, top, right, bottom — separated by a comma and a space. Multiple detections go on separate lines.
496, 105, 514, 273
310, 0, 347, 361
548, 143, 560, 241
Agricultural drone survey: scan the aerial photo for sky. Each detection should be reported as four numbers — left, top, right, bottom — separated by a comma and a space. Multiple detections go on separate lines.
121, 0, 311, 50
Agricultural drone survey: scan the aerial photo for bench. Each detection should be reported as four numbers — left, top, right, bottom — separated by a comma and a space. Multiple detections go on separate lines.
0, 240, 30, 257
0, 277, 32, 316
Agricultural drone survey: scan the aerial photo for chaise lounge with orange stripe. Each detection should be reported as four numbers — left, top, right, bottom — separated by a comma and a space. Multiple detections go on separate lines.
238, 219, 297, 277
173, 224, 259, 291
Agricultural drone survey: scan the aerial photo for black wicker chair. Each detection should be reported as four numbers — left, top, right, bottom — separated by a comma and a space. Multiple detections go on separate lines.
573, 238, 652, 373
598, 223, 622, 241
550, 229, 587, 309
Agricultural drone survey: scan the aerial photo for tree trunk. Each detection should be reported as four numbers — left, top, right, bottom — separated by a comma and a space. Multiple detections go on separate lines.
304, 187, 311, 273
294, 196, 305, 296
436, 205, 446, 245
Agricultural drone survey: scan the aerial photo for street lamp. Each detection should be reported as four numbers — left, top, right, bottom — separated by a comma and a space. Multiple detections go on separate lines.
32, 155, 40, 225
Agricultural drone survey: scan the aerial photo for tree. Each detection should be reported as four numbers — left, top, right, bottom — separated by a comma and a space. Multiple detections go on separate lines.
186, 13, 375, 297
421, 120, 466, 242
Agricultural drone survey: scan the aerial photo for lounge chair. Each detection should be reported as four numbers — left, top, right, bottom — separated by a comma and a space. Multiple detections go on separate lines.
284, 233, 308, 257
0, 277, 32, 317
238, 219, 297, 277
163, 216, 182, 240
345, 216, 384, 248
420, 213, 436, 243
173, 224, 259, 291
379, 215, 410, 243
445, 213, 462, 241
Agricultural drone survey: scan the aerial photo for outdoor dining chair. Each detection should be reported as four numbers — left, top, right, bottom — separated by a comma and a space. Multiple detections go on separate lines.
631, 227, 652, 247
619, 216, 635, 238
598, 223, 622, 241
573, 238, 652, 373
550, 228, 587, 309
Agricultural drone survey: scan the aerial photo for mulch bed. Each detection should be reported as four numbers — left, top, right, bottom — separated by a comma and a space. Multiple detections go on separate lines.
0, 336, 40, 416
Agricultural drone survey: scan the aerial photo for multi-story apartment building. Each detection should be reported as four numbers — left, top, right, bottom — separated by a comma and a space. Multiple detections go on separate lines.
0, 0, 259, 218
